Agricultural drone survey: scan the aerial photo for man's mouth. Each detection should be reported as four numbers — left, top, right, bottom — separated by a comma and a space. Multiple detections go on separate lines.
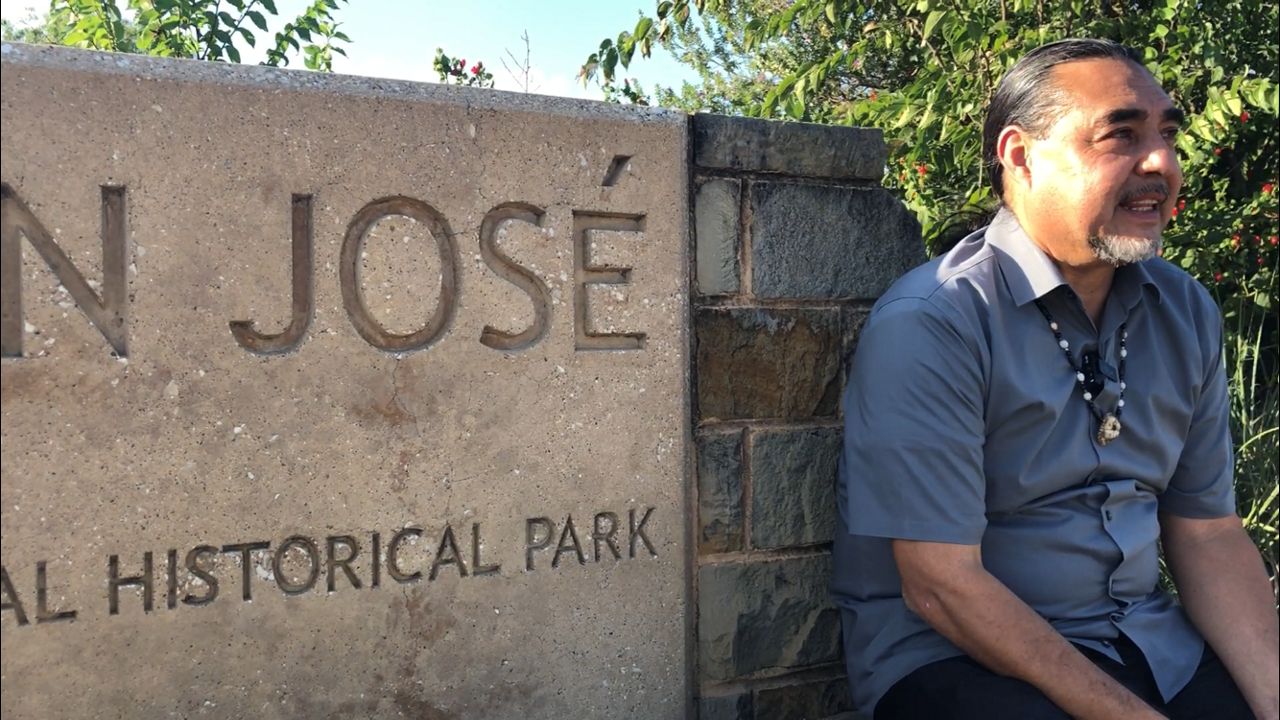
1120, 198, 1162, 214
1117, 183, 1170, 216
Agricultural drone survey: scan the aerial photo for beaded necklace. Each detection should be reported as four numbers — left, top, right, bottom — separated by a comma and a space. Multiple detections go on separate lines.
1034, 300, 1128, 446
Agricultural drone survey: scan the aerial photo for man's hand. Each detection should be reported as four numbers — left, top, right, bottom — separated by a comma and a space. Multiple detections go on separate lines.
1161, 513, 1279, 720
893, 539, 1168, 720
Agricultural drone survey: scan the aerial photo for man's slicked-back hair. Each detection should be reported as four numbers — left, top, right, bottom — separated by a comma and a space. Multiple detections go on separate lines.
983, 38, 1145, 199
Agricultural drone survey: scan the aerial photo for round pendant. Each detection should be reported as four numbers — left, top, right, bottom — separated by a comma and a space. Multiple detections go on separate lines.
1097, 413, 1122, 445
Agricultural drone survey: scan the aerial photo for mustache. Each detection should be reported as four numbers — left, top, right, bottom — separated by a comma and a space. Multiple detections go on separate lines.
1119, 183, 1170, 203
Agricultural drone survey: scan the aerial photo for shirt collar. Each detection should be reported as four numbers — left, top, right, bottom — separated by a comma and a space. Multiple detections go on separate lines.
984, 207, 1162, 307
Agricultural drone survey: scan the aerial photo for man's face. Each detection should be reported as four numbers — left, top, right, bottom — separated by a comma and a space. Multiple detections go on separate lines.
1019, 57, 1184, 267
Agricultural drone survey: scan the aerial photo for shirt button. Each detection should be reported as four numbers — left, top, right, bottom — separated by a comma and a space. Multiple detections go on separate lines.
1101, 640, 1113, 647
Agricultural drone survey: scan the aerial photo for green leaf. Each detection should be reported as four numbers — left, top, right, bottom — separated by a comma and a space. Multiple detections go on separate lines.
634, 17, 653, 40
922, 10, 946, 43
247, 11, 267, 31
602, 46, 618, 80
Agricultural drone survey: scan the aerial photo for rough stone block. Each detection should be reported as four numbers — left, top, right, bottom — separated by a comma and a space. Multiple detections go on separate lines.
695, 178, 741, 295
750, 427, 840, 549
753, 677, 854, 720
700, 691, 753, 720
692, 114, 886, 181
699, 430, 745, 554
698, 555, 841, 681
750, 182, 925, 299
842, 307, 870, 361
696, 308, 843, 421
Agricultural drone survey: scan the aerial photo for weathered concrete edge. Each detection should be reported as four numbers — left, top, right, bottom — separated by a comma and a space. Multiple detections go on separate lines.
691, 113, 887, 181
0, 42, 686, 126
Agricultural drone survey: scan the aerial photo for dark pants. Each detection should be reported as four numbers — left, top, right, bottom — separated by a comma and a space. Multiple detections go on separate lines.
875, 635, 1254, 720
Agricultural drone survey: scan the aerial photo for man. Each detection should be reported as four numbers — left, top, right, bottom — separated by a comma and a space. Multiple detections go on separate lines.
833, 39, 1278, 720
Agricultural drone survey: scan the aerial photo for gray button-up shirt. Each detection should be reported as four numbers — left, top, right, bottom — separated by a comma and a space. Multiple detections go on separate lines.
833, 208, 1235, 716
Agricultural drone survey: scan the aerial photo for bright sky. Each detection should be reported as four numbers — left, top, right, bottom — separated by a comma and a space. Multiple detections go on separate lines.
0, 0, 699, 100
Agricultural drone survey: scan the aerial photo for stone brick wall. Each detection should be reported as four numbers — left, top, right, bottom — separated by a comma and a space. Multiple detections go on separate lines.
689, 114, 925, 720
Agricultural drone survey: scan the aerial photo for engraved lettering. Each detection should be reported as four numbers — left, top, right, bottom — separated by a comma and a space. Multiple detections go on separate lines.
592, 512, 622, 562
272, 535, 321, 595
553, 515, 586, 568
183, 545, 220, 606
429, 525, 467, 580
229, 194, 314, 354
166, 549, 178, 610
525, 517, 554, 571
471, 523, 500, 576
221, 541, 270, 601
370, 531, 382, 588
600, 155, 632, 188
387, 527, 423, 583
36, 560, 76, 623
478, 202, 552, 351
1, 566, 30, 625
1, 183, 128, 357
629, 507, 657, 558
571, 211, 645, 350
340, 197, 459, 352
325, 535, 361, 592
108, 552, 154, 615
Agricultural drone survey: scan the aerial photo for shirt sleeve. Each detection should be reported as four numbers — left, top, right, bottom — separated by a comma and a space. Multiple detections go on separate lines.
1159, 308, 1235, 518
840, 296, 988, 544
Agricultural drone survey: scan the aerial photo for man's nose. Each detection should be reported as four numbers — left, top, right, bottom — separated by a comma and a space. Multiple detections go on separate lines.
1137, 137, 1180, 178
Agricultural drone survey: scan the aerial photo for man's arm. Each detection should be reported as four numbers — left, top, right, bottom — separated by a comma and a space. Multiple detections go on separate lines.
894, 539, 1167, 720
1161, 513, 1279, 720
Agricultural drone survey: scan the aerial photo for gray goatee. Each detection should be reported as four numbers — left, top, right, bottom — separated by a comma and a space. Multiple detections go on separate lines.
1089, 233, 1163, 266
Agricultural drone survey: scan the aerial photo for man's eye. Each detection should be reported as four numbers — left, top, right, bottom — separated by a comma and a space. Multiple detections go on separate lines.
1161, 127, 1180, 142
1098, 127, 1135, 143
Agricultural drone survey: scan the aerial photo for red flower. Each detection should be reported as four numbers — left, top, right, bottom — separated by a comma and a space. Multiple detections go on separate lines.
1214, 272, 1223, 282
1270, 236, 1279, 246
470, 64, 480, 74
1178, 199, 1185, 210
916, 163, 928, 177
1232, 235, 1241, 249
1240, 110, 1250, 123
1213, 147, 1223, 156
1170, 206, 1179, 218
869, 91, 878, 101
1259, 257, 1266, 267
1264, 182, 1275, 194
1256, 235, 1263, 245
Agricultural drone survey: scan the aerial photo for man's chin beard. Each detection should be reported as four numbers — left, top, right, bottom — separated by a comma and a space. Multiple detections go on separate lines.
1088, 233, 1162, 266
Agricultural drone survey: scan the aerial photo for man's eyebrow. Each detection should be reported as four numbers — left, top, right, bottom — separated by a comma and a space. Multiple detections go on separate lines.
1162, 107, 1186, 126
1095, 106, 1185, 127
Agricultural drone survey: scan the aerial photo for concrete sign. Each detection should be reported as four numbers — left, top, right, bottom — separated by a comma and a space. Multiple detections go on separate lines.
1, 44, 689, 719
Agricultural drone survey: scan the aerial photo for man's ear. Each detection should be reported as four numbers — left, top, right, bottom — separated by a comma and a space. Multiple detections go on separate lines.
997, 125, 1033, 194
